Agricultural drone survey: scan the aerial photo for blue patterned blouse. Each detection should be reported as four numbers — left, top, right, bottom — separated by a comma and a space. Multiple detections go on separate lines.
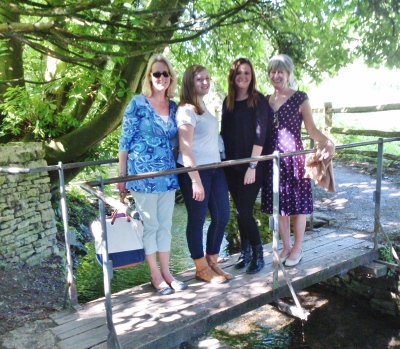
119, 94, 179, 193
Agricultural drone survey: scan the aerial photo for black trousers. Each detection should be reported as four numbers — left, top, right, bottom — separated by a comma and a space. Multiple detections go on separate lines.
224, 168, 263, 247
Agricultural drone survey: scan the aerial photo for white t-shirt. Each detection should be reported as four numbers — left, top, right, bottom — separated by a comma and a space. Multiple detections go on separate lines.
176, 104, 221, 166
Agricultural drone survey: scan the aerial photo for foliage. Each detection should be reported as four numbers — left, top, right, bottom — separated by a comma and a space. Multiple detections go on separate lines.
0, 0, 398, 183
0, 84, 80, 139
52, 186, 99, 255
378, 245, 395, 263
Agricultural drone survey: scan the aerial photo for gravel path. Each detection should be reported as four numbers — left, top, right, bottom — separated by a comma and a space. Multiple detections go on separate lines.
313, 161, 400, 241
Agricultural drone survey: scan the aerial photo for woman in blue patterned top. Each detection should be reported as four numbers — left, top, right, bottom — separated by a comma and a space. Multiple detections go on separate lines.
118, 54, 187, 295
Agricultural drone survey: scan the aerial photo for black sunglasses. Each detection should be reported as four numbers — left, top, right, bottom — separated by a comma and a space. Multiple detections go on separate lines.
152, 71, 170, 78
273, 111, 279, 128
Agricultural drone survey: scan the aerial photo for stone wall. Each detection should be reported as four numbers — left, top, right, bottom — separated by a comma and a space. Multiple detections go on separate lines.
0, 143, 58, 266
324, 268, 400, 317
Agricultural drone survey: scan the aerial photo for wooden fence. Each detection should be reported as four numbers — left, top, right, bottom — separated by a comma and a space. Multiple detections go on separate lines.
310, 102, 400, 161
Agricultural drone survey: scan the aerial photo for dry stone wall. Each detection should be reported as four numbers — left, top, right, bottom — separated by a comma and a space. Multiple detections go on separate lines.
0, 143, 59, 266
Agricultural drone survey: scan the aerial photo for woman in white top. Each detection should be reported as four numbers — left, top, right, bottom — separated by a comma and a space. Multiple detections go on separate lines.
176, 65, 231, 284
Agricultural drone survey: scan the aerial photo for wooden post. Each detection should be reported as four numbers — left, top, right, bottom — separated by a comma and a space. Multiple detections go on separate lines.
324, 102, 332, 135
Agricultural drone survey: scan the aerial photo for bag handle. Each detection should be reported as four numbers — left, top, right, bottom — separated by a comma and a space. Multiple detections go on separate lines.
111, 189, 131, 224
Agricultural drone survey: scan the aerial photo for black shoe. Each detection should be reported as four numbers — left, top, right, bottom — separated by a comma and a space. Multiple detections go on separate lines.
234, 239, 252, 269
246, 244, 265, 274
234, 251, 252, 269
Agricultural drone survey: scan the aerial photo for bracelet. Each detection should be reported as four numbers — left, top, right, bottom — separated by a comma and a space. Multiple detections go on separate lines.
191, 180, 198, 183
118, 172, 127, 177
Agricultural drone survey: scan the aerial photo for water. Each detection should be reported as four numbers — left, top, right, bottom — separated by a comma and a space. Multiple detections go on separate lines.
211, 284, 400, 348
75, 204, 400, 348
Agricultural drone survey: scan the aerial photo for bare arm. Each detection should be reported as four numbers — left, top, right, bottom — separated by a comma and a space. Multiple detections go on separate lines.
178, 124, 205, 201
300, 99, 335, 161
116, 151, 128, 193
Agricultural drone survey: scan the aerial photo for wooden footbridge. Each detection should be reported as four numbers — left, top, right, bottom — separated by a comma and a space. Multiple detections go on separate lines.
49, 138, 400, 349
0, 116, 397, 348
49, 227, 380, 349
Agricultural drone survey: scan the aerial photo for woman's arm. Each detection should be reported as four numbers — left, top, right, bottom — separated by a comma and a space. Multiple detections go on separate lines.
117, 97, 138, 193
117, 151, 128, 193
244, 94, 269, 184
300, 99, 335, 161
178, 124, 205, 202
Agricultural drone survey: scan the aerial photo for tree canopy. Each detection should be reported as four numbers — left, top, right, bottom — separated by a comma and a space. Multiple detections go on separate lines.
0, 0, 398, 180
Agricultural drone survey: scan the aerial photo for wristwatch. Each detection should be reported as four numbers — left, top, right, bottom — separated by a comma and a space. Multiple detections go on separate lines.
249, 163, 257, 169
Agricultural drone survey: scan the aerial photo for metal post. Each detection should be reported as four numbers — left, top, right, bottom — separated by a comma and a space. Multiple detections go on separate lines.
271, 151, 280, 291
58, 162, 78, 308
373, 138, 383, 250
324, 102, 332, 135
309, 139, 315, 231
98, 178, 122, 349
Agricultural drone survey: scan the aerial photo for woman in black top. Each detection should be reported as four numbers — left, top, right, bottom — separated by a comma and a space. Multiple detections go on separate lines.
221, 58, 269, 274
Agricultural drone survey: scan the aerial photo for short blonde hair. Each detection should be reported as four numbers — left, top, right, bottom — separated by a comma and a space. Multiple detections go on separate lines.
142, 54, 177, 98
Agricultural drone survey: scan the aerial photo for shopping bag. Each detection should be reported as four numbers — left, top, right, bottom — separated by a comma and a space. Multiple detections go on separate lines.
91, 211, 145, 269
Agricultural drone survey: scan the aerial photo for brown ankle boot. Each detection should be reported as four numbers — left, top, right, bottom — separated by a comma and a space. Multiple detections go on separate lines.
193, 257, 227, 284
205, 254, 233, 280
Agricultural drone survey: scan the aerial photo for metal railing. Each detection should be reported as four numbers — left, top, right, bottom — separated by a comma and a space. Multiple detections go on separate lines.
1, 136, 399, 348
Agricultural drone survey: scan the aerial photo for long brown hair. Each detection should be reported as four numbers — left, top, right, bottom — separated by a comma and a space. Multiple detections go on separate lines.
179, 64, 207, 115
226, 58, 258, 112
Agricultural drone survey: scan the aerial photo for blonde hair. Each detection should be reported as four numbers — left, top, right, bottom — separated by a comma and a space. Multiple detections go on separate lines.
142, 54, 177, 98
267, 54, 297, 88
179, 65, 207, 115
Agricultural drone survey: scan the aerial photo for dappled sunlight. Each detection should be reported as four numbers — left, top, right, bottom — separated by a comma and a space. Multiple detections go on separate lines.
180, 292, 197, 300
115, 317, 143, 333
331, 198, 348, 209
116, 320, 146, 333
325, 232, 352, 238
353, 233, 371, 239
160, 313, 183, 322
181, 309, 197, 316
135, 320, 158, 329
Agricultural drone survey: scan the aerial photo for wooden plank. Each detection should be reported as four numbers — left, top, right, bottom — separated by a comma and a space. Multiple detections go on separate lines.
96, 246, 374, 348
115, 246, 378, 349
50, 228, 379, 349
56, 324, 109, 349
52, 317, 106, 340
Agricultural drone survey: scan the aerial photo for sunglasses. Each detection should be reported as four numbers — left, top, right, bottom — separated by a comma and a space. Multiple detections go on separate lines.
152, 71, 170, 78
273, 111, 279, 128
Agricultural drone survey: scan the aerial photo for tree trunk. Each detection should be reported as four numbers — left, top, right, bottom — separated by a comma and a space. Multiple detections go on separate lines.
0, 9, 24, 142
44, 0, 189, 177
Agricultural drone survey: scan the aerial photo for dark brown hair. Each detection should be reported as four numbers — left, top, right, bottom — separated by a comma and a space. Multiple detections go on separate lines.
226, 58, 258, 112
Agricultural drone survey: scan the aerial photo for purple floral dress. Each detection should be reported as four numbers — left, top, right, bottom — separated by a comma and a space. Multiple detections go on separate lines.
261, 91, 313, 216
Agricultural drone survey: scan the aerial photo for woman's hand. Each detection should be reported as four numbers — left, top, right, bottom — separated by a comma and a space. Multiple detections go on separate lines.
244, 168, 256, 185
192, 182, 205, 201
320, 139, 335, 162
116, 181, 126, 193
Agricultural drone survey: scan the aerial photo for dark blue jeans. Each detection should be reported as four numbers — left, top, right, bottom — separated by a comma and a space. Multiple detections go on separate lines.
178, 166, 230, 260
224, 168, 262, 247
